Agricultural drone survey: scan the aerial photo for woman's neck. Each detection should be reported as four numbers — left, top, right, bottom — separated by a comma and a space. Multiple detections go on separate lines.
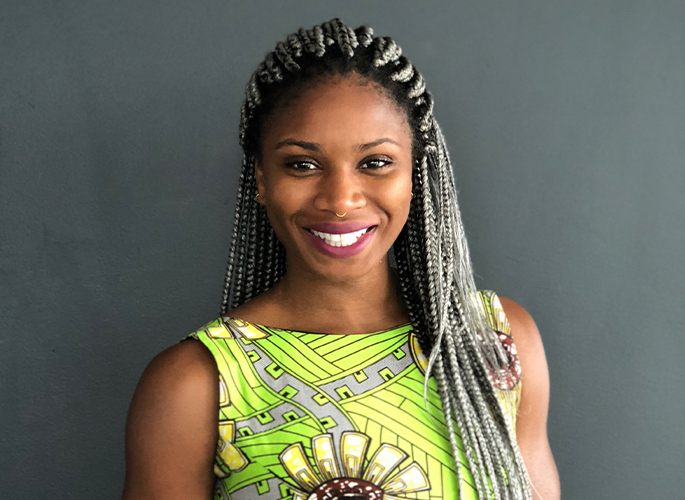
231, 261, 410, 334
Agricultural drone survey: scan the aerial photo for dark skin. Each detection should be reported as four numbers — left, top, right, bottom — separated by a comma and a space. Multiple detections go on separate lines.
122, 75, 560, 499
239, 75, 414, 334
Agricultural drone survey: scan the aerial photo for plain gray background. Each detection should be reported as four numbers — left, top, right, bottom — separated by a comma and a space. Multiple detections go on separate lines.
1, 0, 683, 498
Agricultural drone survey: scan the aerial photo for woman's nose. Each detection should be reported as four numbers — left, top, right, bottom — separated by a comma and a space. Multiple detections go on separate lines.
312, 167, 366, 216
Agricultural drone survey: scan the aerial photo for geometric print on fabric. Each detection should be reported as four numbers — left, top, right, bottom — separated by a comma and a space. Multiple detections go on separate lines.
184, 290, 520, 500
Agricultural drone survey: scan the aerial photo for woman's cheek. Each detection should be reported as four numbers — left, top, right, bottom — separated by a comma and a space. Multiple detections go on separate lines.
383, 176, 413, 212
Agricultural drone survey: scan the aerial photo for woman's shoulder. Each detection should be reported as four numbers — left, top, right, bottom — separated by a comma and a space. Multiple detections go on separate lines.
123, 340, 219, 498
494, 294, 543, 352
152, 339, 218, 377
476, 290, 540, 343
129, 340, 219, 414
494, 294, 551, 423
487, 292, 546, 381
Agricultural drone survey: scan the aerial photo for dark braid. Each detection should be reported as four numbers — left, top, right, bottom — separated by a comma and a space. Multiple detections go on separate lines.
219, 18, 531, 499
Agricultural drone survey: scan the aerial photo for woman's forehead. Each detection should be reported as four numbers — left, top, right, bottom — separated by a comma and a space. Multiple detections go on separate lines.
262, 76, 412, 149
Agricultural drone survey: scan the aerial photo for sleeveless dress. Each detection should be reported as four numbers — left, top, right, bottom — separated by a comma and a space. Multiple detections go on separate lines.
187, 290, 521, 500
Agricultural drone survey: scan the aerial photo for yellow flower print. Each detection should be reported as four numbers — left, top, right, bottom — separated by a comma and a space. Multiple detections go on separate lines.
279, 431, 430, 500
214, 420, 249, 478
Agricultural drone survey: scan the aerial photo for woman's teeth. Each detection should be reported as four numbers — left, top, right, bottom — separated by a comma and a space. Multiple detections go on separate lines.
310, 228, 370, 247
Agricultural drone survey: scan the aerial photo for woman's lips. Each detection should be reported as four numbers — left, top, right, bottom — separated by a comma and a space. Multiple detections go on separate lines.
302, 224, 377, 259
305, 221, 376, 234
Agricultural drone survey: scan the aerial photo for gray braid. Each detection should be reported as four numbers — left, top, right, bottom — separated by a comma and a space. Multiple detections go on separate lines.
219, 18, 531, 499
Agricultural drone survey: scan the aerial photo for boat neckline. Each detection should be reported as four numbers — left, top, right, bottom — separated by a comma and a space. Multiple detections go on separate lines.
220, 316, 413, 337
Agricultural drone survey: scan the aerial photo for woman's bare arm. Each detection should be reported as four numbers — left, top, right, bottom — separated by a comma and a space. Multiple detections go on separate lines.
122, 340, 219, 500
500, 297, 561, 500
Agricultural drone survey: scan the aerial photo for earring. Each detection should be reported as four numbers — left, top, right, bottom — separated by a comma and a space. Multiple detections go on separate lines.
255, 193, 260, 202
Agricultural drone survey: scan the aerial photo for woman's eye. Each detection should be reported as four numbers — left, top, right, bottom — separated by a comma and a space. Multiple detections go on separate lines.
287, 161, 318, 172
361, 158, 393, 170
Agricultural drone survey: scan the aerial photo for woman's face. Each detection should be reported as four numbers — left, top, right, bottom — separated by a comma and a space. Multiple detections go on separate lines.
255, 74, 414, 282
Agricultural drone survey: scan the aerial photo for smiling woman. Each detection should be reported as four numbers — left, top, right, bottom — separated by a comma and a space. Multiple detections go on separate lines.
255, 76, 413, 280
122, 18, 559, 500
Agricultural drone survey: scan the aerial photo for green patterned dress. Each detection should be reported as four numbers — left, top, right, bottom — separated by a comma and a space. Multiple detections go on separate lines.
187, 290, 521, 500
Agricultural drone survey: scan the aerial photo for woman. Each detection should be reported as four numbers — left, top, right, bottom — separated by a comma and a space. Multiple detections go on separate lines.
122, 19, 559, 500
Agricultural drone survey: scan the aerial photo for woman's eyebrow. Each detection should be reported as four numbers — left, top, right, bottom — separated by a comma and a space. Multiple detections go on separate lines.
358, 138, 402, 151
275, 139, 321, 151
274, 137, 402, 151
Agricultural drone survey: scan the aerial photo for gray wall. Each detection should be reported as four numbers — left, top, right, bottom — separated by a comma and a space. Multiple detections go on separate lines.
1, 1, 683, 498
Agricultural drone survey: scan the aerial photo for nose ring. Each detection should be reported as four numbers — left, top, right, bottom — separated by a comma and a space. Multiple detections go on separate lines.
335, 212, 347, 218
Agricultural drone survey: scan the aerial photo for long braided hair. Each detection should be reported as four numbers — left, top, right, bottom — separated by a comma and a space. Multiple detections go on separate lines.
219, 18, 531, 500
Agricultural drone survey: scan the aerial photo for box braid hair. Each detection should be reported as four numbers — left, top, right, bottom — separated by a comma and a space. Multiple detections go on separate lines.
219, 18, 532, 500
